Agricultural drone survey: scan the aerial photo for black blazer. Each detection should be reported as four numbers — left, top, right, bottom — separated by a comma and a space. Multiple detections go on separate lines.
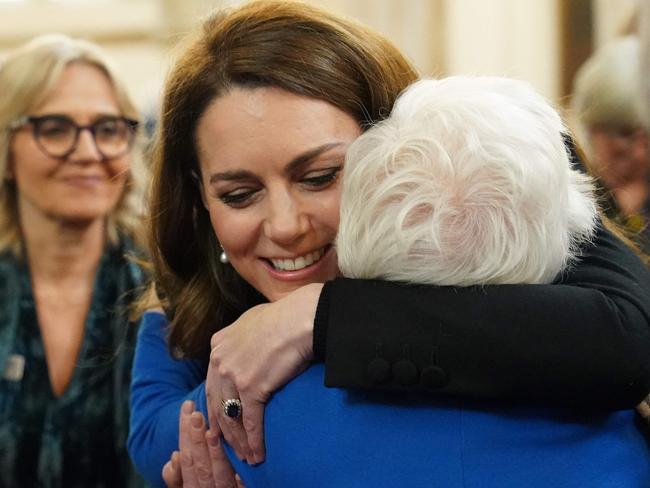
314, 222, 650, 408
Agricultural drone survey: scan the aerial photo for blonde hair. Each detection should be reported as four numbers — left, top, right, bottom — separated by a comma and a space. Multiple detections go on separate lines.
338, 77, 598, 286
571, 36, 645, 157
0, 34, 147, 254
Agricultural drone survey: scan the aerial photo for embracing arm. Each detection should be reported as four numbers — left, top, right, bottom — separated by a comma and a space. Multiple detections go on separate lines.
207, 223, 650, 462
128, 312, 210, 487
318, 223, 650, 407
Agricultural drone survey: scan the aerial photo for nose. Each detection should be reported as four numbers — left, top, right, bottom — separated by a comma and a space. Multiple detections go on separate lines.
263, 187, 309, 245
69, 128, 102, 162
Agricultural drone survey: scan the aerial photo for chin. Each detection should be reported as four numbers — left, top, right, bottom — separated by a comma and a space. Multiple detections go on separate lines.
50, 206, 115, 225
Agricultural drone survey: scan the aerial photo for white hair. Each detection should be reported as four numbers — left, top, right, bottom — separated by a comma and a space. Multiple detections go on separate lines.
337, 76, 598, 286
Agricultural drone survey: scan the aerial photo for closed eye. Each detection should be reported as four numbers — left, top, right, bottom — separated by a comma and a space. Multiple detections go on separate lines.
219, 188, 259, 207
300, 166, 342, 189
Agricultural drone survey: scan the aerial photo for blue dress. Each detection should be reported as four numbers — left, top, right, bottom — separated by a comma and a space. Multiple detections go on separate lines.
129, 311, 650, 488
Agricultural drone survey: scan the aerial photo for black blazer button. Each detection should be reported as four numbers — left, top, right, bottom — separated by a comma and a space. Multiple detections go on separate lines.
366, 357, 391, 385
392, 359, 418, 385
420, 365, 448, 389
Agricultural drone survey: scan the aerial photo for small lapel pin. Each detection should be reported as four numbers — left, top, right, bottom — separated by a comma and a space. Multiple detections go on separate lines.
3, 354, 25, 382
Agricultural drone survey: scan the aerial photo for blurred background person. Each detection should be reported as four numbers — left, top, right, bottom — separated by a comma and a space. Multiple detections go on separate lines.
0, 34, 148, 487
635, 0, 650, 427
571, 35, 650, 252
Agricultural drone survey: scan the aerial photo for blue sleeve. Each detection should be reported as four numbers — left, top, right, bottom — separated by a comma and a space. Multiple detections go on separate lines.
128, 311, 210, 487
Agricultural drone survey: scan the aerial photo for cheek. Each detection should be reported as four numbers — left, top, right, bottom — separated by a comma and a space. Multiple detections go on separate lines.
107, 156, 131, 180
9, 138, 39, 181
13, 160, 45, 190
208, 207, 257, 256
593, 135, 626, 160
319, 191, 341, 231
631, 137, 649, 164
105, 158, 131, 192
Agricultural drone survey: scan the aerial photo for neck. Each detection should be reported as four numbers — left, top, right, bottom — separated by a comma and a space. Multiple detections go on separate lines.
21, 211, 106, 284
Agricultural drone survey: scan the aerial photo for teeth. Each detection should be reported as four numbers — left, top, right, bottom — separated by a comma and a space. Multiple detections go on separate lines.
270, 248, 325, 271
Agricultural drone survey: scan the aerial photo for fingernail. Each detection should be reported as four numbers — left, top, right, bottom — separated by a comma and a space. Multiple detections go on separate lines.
235, 474, 242, 481
253, 453, 262, 465
171, 451, 180, 469
190, 412, 203, 429
182, 400, 194, 414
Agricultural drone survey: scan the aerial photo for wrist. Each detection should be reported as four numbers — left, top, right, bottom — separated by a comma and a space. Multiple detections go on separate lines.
312, 281, 331, 362
296, 282, 323, 361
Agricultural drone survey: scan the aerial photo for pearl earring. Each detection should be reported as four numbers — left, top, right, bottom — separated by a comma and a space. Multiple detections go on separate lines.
219, 247, 229, 264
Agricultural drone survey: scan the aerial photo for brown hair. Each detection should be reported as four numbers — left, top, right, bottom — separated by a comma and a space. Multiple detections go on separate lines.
149, 0, 418, 358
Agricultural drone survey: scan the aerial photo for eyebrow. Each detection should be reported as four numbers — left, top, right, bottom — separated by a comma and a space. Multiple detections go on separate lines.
31, 112, 123, 123
208, 142, 344, 184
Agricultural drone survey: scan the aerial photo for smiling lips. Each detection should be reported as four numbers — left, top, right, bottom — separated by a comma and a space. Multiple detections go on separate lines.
62, 175, 104, 186
269, 247, 326, 271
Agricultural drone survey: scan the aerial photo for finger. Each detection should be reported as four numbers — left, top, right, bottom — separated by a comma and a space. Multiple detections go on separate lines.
241, 400, 266, 464
235, 473, 247, 488
220, 408, 251, 463
189, 411, 217, 488
179, 400, 195, 451
206, 345, 226, 449
179, 401, 200, 487
162, 451, 182, 488
208, 344, 252, 462
207, 391, 221, 439
219, 389, 253, 462
206, 428, 240, 488
179, 450, 200, 488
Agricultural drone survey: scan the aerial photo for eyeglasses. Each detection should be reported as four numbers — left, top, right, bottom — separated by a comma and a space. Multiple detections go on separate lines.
9, 114, 139, 160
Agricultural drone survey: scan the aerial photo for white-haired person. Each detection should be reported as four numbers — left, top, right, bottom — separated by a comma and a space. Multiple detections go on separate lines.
161, 76, 649, 487
0, 35, 148, 486
572, 36, 650, 252
337, 77, 598, 286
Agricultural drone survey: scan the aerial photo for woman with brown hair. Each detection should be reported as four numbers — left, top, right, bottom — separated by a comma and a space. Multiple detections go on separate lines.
128, 1, 650, 486
0, 34, 148, 486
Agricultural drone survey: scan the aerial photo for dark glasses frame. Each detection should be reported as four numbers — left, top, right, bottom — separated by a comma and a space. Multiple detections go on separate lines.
8, 114, 139, 160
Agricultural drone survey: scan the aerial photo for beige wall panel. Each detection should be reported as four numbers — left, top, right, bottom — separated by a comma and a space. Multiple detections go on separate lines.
592, 0, 639, 45
443, 0, 559, 100
0, 0, 561, 107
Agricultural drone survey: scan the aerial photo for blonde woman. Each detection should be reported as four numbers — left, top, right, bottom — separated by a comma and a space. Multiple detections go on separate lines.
572, 36, 650, 251
0, 34, 147, 487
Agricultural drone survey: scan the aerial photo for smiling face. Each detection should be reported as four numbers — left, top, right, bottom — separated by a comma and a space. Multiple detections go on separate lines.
195, 86, 362, 302
9, 62, 131, 227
